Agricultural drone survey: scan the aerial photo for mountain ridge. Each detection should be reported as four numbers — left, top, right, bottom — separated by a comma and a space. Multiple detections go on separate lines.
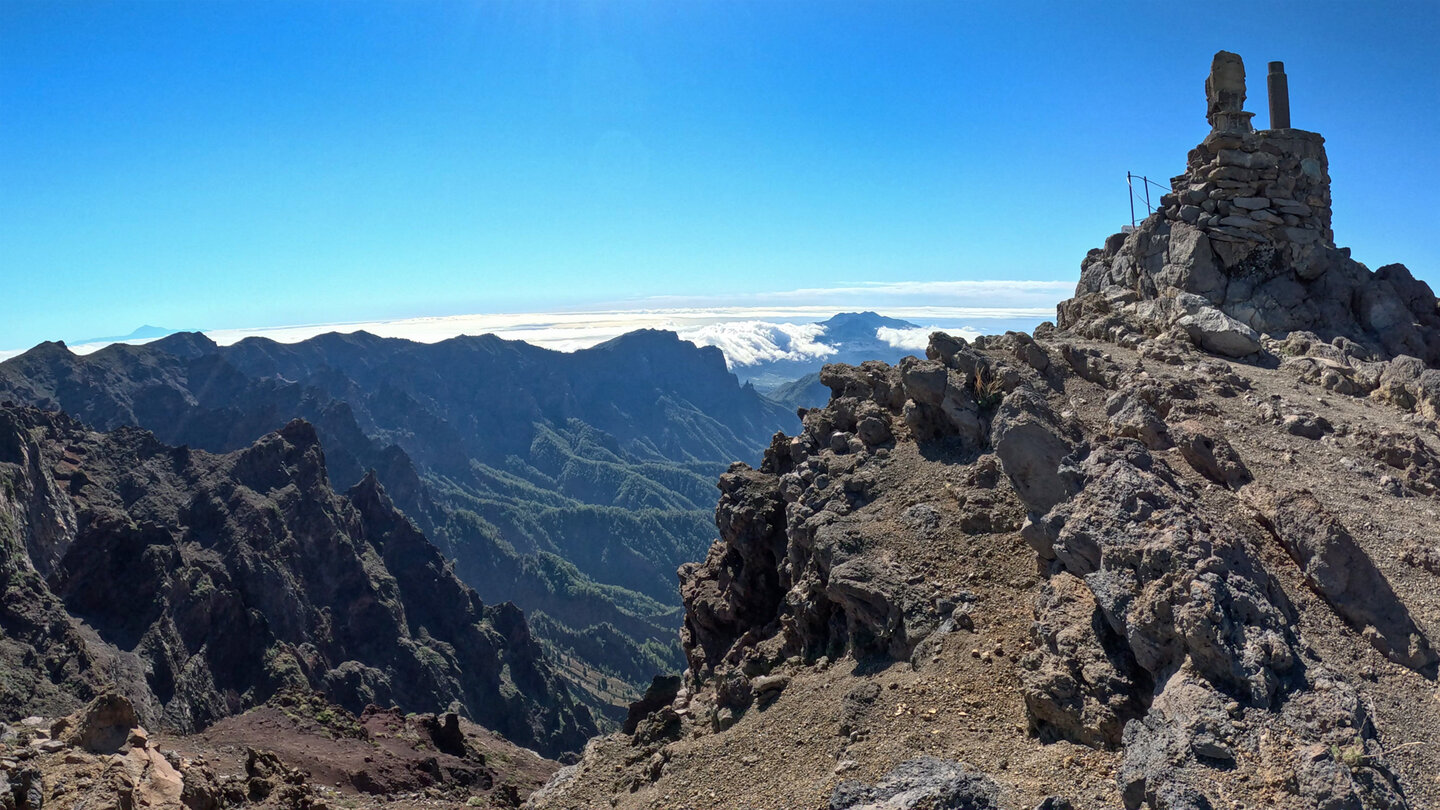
0, 404, 596, 758
0, 325, 796, 720
725, 311, 926, 392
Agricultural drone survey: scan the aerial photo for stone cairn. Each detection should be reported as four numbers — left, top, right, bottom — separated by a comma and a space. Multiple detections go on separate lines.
1060, 51, 1440, 365
1162, 51, 1333, 272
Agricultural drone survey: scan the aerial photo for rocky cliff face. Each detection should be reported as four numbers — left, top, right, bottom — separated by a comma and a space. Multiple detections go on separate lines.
529, 52, 1440, 810
0, 405, 595, 758
0, 328, 795, 720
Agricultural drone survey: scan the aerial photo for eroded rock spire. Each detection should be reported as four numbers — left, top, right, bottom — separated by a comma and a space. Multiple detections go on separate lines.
1205, 50, 1252, 132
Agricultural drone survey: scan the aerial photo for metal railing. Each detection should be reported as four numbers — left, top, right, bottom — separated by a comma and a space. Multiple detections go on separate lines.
1127, 172, 1170, 229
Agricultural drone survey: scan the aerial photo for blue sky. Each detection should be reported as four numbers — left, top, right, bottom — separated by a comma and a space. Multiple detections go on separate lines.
2, 1, 1437, 351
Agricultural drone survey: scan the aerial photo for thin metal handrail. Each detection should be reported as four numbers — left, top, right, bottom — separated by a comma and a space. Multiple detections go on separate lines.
1126, 172, 1170, 228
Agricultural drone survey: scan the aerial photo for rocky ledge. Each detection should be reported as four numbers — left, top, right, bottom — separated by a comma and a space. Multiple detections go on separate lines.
532, 319, 1440, 810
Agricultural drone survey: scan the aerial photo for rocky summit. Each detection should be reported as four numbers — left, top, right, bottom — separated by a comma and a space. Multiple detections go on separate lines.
1063, 51, 1440, 366
529, 52, 1440, 810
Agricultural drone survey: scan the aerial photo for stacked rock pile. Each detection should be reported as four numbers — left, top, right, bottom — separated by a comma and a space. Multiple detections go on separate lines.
1161, 126, 1332, 267
1060, 50, 1440, 365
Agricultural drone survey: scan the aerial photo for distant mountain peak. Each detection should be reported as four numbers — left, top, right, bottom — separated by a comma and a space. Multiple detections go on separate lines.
149, 331, 218, 358
817, 311, 918, 329
816, 311, 921, 343
74, 325, 198, 346
126, 325, 175, 339
591, 328, 685, 350
700, 311, 929, 390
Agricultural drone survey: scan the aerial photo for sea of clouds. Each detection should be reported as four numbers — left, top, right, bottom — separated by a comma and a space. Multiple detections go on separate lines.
0, 280, 1071, 368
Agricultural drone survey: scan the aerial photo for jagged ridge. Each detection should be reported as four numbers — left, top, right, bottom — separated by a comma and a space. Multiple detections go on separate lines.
0, 327, 795, 717
0, 405, 596, 757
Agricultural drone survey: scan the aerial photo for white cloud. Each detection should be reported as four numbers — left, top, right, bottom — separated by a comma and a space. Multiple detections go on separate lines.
873, 326, 937, 351
23, 304, 1049, 363
2, 279, 1068, 365
676, 320, 836, 367
682, 319, 840, 367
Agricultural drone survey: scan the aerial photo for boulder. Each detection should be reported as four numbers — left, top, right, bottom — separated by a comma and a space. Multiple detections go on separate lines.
1177, 307, 1261, 357
1281, 413, 1331, 439
116, 745, 185, 807
1170, 421, 1251, 488
1162, 223, 1224, 302
899, 360, 949, 406
825, 558, 909, 656
420, 712, 466, 757
830, 757, 1002, 809
61, 693, 139, 754
1044, 442, 1298, 704
1020, 573, 1146, 748
623, 675, 683, 735
990, 391, 1080, 514
1243, 486, 1437, 670
1105, 389, 1170, 450
750, 674, 790, 696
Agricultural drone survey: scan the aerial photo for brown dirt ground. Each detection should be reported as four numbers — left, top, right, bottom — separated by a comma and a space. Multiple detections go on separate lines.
171, 705, 559, 809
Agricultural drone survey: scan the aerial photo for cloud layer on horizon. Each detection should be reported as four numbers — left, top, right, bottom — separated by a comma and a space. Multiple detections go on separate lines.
877, 325, 957, 351
679, 320, 838, 367
0, 306, 1051, 367
0, 280, 1069, 366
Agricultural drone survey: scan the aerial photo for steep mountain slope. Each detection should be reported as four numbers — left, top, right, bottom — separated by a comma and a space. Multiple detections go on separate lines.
764, 370, 829, 411
0, 328, 794, 715
530, 52, 1440, 810
0, 405, 595, 757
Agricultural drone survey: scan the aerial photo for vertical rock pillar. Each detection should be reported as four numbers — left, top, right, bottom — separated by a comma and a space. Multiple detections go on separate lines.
1206, 51, 1253, 132
1267, 61, 1291, 129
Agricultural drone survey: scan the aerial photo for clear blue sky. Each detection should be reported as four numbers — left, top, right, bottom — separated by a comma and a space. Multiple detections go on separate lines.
2, 1, 1436, 350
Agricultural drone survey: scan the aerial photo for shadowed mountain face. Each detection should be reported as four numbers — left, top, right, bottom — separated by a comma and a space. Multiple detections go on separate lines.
0, 405, 596, 757
0, 328, 795, 718
0, 329, 784, 477
764, 371, 829, 412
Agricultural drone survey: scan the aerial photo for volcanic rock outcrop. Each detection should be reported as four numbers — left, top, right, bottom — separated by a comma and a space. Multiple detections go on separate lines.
528, 52, 1440, 810
0, 404, 595, 758
1062, 52, 1440, 366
